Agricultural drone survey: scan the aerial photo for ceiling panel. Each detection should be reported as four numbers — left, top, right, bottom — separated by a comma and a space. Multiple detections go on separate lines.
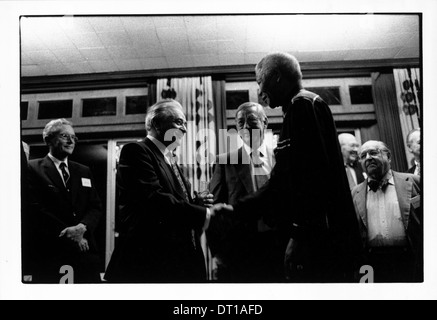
20, 14, 420, 77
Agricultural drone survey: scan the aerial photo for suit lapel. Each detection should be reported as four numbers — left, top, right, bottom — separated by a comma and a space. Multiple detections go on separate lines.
355, 181, 368, 229
68, 161, 80, 204
42, 156, 66, 190
393, 171, 412, 230
236, 148, 254, 194
144, 138, 188, 201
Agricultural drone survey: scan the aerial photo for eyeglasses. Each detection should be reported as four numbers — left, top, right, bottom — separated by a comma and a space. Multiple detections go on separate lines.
58, 133, 78, 142
359, 149, 383, 160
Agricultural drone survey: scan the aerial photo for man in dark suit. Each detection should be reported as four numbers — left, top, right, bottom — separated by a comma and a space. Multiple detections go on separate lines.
338, 133, 365, 190
214, 52, 362, 282
352, 140, 422, 282
27, 119, 102, 283
406, 128, 421, 176
209, 102, 284, 282
104, 99, 222, 283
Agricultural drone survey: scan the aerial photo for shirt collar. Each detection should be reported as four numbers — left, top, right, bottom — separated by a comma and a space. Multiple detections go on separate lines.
147, 135, 173, 160
367, 170, 394, 191
48, 153, 68, 168
243, 142, 268, 158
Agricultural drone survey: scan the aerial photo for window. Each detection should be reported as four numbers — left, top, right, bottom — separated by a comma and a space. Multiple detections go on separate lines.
349, 85, 374, 104
21, 101, 29, 120
306, 87, 342, 105
82, 97, 116, 117
226, 90, 249, 110
126, 95, 148, 115
38, 100, 73, 119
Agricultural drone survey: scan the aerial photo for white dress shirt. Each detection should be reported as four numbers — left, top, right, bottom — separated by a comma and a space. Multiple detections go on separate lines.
242, 142, 274, 191
242, 142, 276, 232
47, 153, 69, 186
366, 170, 407, 247
147, 135, 173, 165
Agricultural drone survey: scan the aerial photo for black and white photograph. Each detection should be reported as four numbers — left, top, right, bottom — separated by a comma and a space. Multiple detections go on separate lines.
1, 0, 436, 301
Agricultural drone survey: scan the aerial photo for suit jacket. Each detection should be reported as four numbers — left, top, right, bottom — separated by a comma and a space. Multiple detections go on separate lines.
352, 162, 365, 185
407, 164, 419, 175
210, 147, 255, 206
208, 147, 284, 281
407, 165, 416, 174
27, 155, 102, 282
104, 138, 207, 283
351, 171, 422, 280
232, 89, 362, 281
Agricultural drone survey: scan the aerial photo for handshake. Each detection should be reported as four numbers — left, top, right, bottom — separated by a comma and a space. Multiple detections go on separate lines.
195, 190, 233, 214
195, 190, 234, 231
210, 202, 234, 217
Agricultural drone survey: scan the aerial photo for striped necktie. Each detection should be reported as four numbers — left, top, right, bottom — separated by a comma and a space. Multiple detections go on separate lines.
169, 154, 190, 202
59, 162, 71, 190
168, 154, 197, 250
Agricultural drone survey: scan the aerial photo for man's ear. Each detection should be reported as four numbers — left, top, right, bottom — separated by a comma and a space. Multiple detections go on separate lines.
44, 136, 51, 146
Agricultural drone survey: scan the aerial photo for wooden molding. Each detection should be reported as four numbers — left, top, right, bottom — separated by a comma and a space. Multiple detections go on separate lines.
21, 58, 420, 94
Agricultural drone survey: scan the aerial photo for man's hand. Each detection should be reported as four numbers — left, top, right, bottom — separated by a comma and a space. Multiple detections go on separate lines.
195, 191, 214, 208
78, 238, 90, 252
210, 203, 234, 217
203, 203, 233, 231
59, 223, 87, 243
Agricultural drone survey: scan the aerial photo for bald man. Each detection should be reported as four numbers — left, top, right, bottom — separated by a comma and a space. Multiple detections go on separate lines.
352, 140, 422, 282
338, 133, 365, 190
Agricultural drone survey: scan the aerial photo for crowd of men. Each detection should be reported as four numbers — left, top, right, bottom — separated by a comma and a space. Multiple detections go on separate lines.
21, 52, 422, 284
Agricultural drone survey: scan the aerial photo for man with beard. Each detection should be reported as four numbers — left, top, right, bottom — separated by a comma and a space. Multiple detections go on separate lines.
338, 133, 365, 190
351, 140, 422, 282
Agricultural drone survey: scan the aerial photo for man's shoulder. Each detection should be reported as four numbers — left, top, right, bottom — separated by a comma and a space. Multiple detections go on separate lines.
28, 156, 49, 168
67, 160, 94, 175
392, 170, 420, 184
292, 89, 321, 104
121, 140, 150, 154
291, 89, 330, 113
28, 157, 44, 165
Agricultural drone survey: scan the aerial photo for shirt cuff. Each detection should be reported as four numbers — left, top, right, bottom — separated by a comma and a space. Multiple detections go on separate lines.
203, 208, 212, 231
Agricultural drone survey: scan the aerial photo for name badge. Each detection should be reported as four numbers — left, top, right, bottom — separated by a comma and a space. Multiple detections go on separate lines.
81, 178, 92, 187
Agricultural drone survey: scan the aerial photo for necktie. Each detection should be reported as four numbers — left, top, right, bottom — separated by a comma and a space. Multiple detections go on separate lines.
368, 179, 389, 192
59, 162, 70, 190
169, 155, 190, 202
168, 155, 197, 250
251, 151, 273, 232
251, 151, 268, 190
